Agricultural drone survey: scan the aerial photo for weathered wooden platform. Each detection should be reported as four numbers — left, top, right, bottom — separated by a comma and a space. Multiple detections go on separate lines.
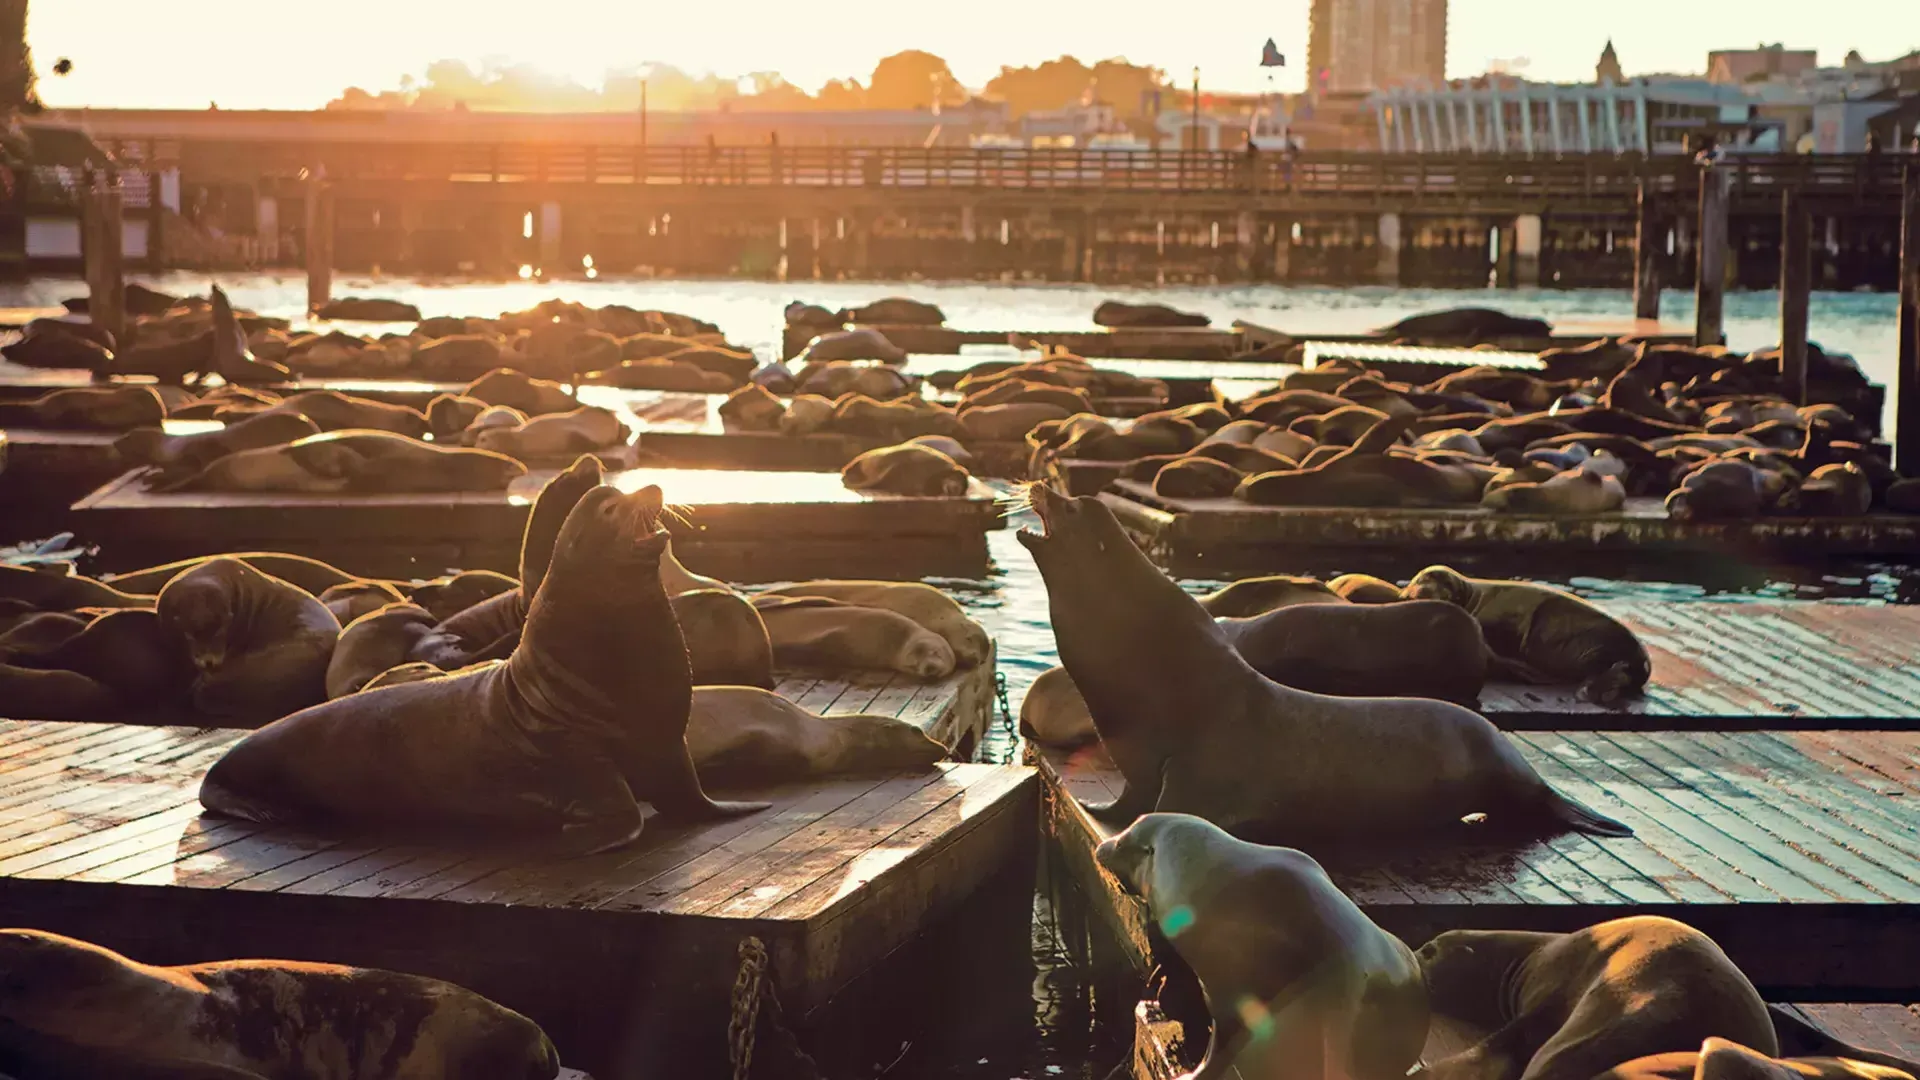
1033, 729, 1920, 996
1099, 487, 1920, 570
1480, 601, 1920, 731
0, 718, 1038, 1075
1128, 998, 1920, 1080
68, 466, 1007, 581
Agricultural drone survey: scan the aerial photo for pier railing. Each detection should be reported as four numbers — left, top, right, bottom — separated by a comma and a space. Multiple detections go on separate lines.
113, 142, 1913, 208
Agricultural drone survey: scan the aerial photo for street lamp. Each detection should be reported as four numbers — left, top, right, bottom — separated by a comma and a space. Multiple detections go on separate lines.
1191, 66, 1201, 151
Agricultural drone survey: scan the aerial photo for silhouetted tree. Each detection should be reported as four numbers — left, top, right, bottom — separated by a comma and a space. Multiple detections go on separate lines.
1, 0, 39, 113
866, 50, 964, 110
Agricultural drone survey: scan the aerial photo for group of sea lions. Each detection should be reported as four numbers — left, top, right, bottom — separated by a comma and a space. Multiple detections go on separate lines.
1030, 337, 1912, 518
1103, 814, 1915, 1080
6, 285, 294, 385
1023, 561, 1650, 745
0, 458, 982, 784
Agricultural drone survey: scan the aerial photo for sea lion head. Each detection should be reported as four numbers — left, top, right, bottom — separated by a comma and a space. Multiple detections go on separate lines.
824, 714, 948, 773
412, 978, 562, 1079
556, 483, 670, 567
282, 435, 367, 480
157, 559, 248, 673
1403, 565, 1475, 608
1016, 483, 1130, 578
895, 629, 957, 680
1413, 928, 1558, 1032
1094, 813, 1230, 912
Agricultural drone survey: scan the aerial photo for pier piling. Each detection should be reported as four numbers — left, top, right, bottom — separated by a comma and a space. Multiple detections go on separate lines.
1377, 212, 1403, 286
1634, 182, 1661, 319
304, 177, 334, 314
1780, 189, 1811, 404
1513, 214, 1543, 288
1695, 164, 1730, 347
1899, 164, 1919, 477
79, 175, 126, 349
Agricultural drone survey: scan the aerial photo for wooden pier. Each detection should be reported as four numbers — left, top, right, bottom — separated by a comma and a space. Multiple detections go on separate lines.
1097, 488, 1920, 573
0, 718, 1038, 1076
1481, 601, 1920, 731
68, 466, 1007, 581
1034, 728, 1920, 997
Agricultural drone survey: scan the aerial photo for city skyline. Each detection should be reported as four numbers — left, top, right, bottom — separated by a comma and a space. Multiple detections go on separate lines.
23, 0, 1918, 110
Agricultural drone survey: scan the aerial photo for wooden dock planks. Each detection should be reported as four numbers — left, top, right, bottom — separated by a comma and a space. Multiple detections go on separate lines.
68, 465, 1007, 581
1099, 486, 1920, 568
1481, 601, 1920, 730
1033, 730, 1920, 995
0, 717, 1038, 1075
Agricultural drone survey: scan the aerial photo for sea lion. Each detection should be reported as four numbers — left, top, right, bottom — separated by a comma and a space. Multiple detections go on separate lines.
670, 589, 776, 690
751, 596, 957, 680
718, 384, 787, 432
1482, 467, 1627, 514
0, 663, 121, 722
359, 661, 448, 693
155, 558, 341, 725
756, 580, 991, 667
0, 385, 168, 432
200, 483, 768, 851
779, 394, 836, 437
841, 443, 970, 496
1097, 814, 1428, 1080
959, 402, 1073, 442
1238, 416, 1485, 509
209, 284, 294, 384
152, 436, 358, 495
458, 404, 530, 445
0, 322, 113, 370
583, 360, 733, 393
217, 390, 427, 436
1783, 463, 1873, 516
314, 296, 421, 321
425, 393, 490, 439
906, 434, 976, 468
472, 406, 628, 459
1154, 457, 1244, 499
1406, 566, 1650, 705
845, 297, 944, 326
1328, 573, 1402, 603
107, 554, 360, 601
1019, 484, 1632, 843
1665, 460, 1766, 521
1020, 665, 1095, 747
1886, 478, 1920, 514
1598, 1042, 1917, 1080
1217, 599, 1489, 703
114, 411, 322, 481
801, 328, 908, 364
325, 603, 457, 699
0, 928, 559, 1079
464, 369, 579, 416
663, 344, 757, 385
1416, 917, 1776, 1080
1196, 575, 1344, 618
1383, 307, 1552, 343
397, 570, 520, 623
0, 565, 152, 611
2, 608, 194, 714
686, 686, 947, 785
1092, 300, 1210, 328
1189, 442, 1300, 475
317, 580, 407, 625
0, 611, 92, 654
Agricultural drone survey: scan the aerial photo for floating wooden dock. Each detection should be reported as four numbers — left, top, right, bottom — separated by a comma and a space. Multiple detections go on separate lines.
0, 718, 1037, 1076
1033, 729, 1920, 997
1481, 601, 1920, 731
69, 466, 1007, 581
1097, 488, 1920, 571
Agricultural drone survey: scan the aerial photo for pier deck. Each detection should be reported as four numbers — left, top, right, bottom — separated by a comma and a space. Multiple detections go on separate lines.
1033, 729, 1920, 997
1098, 487, 1920, 570
69, 465, 1007, 581
0, 718, 1037, 1076
1480, 601, 1920, 731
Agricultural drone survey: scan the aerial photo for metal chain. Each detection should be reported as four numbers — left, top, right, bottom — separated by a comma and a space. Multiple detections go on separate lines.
728, 937, 768, 1080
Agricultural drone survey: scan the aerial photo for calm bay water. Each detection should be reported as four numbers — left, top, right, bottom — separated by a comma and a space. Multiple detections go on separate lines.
6, 273, 1911, 1077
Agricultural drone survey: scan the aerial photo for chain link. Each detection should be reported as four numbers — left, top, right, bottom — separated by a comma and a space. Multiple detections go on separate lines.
728, 936, 768, 1080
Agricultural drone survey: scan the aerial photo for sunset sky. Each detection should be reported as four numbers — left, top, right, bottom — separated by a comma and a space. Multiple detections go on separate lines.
25, 0, 1914, 109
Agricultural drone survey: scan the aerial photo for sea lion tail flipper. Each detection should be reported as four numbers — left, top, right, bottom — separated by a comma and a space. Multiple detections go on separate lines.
1542, 788, 1634, 838
645, 750, 771, 820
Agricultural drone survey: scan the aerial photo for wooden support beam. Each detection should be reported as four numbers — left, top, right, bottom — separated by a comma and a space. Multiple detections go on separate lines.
1272, 217, 1293, 282
304, 177, 334, 314
1377, 212, 1403, 286
1780, 189, 1811, 405
1695, 165, 1730, 348
1899, 164, 1920, 478
79, 175, 126, 349
1633, 181, 1661, 320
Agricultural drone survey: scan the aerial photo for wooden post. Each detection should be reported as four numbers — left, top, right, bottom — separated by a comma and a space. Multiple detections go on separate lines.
1376, 212, 1403, 286
1512, 213, 1543, 288
1633, 180, 1661, 320
1236, 210, 1258, 281
80, 174, 126, 349
1694, 164, 1729, 347
1898, 164, 1920, 477
1779, 188, 1811, 405
1272, 217, 1293, 282
304, 178, 334, 314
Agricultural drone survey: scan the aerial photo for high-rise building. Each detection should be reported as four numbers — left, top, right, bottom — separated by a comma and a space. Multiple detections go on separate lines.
1307, 0, 1448, 95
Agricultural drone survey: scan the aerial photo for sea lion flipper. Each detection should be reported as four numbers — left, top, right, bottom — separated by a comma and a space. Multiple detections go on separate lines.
1542, 788, 1634, 839
1488, 655, 1558, 686
637, 747, 771, 820
1576, 661, 1643, 707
